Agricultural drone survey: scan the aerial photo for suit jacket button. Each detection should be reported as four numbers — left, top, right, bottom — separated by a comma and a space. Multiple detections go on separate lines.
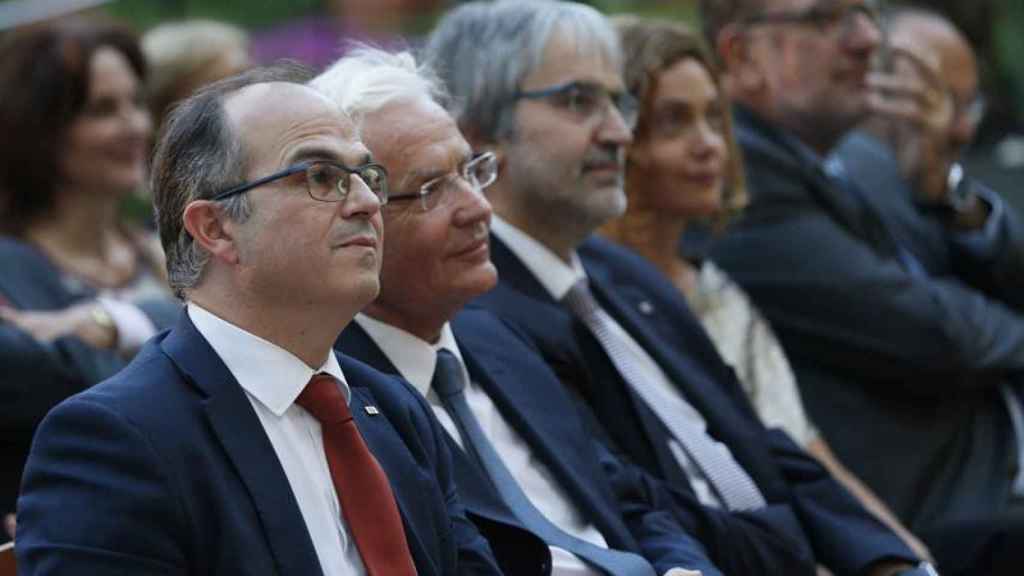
638, 301, 654, 315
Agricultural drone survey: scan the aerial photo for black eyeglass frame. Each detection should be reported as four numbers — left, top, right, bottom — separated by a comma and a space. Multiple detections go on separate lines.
209, 160, 390, 205
514, 80, 638, 128
387, 151, 499, 206
740, 0, 880, 34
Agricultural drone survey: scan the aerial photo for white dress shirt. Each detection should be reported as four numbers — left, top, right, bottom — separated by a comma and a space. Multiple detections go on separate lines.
355, 313, 607, 576
188, 303, 365, 576
491, 217, 734, 508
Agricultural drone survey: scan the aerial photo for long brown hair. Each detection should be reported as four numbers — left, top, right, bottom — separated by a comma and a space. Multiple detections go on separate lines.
0, 16, 146, 236
610, 15, 746, 233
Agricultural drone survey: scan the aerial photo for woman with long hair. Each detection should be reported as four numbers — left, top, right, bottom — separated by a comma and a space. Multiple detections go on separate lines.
0, 16, 177, 538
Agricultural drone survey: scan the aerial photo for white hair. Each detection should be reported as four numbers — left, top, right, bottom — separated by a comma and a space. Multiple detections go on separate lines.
310, 45, 450, 121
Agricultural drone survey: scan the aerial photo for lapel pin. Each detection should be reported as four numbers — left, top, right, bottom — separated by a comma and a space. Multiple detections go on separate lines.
638, 301, 655, 315
364, 406, 380, 416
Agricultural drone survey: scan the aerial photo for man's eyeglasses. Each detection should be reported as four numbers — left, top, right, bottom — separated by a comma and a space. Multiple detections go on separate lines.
741, 0, 880, 39
210, 160, 389, 205
515, 81, 638, 130
388, 151, 498, 213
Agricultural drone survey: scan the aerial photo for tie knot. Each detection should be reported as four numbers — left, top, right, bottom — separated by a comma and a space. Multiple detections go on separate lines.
432, 349, 466, 398
296, 373, 352, 425
562, 279, 600, 319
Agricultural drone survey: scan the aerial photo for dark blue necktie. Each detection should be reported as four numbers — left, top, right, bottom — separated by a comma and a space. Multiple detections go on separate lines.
432, 349, 657, 576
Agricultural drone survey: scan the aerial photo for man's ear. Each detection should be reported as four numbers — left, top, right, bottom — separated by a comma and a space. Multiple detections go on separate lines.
182, 200, 241, 265
718, 24, 764, 94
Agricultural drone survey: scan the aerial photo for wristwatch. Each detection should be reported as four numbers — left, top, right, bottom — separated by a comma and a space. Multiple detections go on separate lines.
945, 162, 972, 212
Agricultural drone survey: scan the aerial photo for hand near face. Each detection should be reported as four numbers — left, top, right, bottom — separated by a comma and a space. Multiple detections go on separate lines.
866, 38, 953, 134
865, 37, 955, 203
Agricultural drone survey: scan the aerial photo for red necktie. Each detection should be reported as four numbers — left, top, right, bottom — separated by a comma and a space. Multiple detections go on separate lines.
296, 373, 417, 576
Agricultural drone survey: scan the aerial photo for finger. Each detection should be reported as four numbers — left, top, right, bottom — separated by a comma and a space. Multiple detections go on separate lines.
866, 73, 930, 103
866, 92, 931, 126
888, 38, 942, 81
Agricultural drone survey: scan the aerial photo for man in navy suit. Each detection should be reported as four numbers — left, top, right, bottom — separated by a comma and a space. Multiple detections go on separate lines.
15, 64, 501, 575
315, 44, 722, 576
701, 0, 1024, 573
422, 1, 930, 575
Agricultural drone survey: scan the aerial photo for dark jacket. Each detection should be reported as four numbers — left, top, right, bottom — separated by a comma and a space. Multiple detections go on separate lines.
16, 311, 502, 575
475, 231, 917, 575
711, 106, 1024, 532
338, 309, 722, 576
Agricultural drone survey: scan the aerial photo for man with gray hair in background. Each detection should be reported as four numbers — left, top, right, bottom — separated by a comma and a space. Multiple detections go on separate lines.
314, 44, 713, 576
425, 1, 926, 576
702, 0, 1024, 572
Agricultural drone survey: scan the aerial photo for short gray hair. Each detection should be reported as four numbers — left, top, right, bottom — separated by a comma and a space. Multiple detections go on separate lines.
152, 63, 312, 298
311, 45, 450, 121
423, 0, 623, 142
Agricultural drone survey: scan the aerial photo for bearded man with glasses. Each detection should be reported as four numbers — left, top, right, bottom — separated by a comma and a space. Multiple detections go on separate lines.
704, 0, 1024, 573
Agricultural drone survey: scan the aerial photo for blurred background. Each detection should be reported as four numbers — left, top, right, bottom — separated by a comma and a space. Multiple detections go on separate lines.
2, 0, 1022, 213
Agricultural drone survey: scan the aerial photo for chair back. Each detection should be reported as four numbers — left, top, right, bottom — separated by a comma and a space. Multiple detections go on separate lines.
0, 541, 15, 576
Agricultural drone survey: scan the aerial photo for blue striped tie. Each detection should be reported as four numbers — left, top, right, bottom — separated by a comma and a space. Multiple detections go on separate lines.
563, 280, 767, 512
432, 349, 657, 576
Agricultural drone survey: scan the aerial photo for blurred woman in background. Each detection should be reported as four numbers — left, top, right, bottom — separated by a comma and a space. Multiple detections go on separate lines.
0, 15, 177, 539
602, 15, 931, 561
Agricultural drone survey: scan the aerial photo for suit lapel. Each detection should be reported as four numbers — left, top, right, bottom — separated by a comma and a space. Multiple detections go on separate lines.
338, 323, 553, 528
583, 254, 783, 491
455, 331, 624, 531
160, 313, 322, 576
348, 385, 436, 576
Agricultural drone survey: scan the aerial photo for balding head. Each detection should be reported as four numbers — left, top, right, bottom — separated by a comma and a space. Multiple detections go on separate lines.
888, 7, 978, 148
870, 7, 981, 201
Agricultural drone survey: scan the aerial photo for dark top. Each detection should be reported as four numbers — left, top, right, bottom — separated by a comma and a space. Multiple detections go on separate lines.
711, 106, 1024, 531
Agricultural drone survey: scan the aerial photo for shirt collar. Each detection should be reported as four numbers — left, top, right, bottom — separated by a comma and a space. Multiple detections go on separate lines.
187, 303, 349, 416
354, 313, 468, 398
490, 215, 587, 300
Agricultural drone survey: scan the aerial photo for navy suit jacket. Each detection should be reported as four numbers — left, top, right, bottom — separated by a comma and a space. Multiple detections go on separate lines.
16, 311, 501, 576
836, 131, 1024, 309
337, 310, 723, 576
710, 107, 1024, 533
475, 233, 918, 575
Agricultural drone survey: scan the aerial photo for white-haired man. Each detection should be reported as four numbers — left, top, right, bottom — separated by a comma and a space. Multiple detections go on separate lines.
314, 46, 709, 576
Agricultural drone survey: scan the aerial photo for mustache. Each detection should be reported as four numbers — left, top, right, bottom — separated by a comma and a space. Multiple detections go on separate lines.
330, 221, 380, 247
581, 146, 624, 170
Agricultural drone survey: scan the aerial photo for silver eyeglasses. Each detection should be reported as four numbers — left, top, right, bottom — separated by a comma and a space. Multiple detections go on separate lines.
387, 151, 498, 213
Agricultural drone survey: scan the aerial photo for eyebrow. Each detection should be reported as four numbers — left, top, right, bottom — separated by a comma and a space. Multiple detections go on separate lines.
400, 150, 473, 190
288, 146, 373, 167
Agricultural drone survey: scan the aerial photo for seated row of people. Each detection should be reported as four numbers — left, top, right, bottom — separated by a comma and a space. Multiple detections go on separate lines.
7, 1, 1023, 575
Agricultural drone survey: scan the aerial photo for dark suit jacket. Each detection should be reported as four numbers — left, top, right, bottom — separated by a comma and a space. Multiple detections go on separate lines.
338, 310, 722, 576
835, 130, 1024, 308
15, 311, 501, 576
475, 231, 918, 575
710, 107, 1024, 532
0, 236, 179, 531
